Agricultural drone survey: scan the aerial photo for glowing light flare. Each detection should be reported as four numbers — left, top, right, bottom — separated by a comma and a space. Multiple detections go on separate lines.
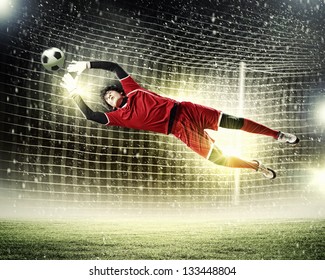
316, 101, 325, 123
0, 0, 17, 20
311, 168, 325, 195
221, 145, 242, 157
64, 75, 92, 99
0, 0, 11, 10
207, 129, 256, 159
62, 85, 92, 100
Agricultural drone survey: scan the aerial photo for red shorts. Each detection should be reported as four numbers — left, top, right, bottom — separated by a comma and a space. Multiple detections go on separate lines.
171, 101, 222, 158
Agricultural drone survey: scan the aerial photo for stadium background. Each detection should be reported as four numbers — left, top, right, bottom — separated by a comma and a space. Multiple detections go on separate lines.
0, 0, 324, 218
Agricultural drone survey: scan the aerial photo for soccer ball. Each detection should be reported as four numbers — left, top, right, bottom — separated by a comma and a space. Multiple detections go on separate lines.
41, 47, 65, 71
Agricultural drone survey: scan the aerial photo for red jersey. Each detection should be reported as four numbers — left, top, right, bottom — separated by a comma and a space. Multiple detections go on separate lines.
105, 76, 177, 135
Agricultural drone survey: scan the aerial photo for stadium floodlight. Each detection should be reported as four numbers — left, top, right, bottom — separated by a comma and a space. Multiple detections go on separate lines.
311, 168, 325, 195
0, 0, 12, 14
0, 0, 17, 20
316, 101, 325, 123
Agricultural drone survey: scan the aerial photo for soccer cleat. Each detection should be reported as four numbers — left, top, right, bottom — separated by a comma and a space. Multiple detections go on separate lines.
277, 131, 300, 145
253, 160, 276, 179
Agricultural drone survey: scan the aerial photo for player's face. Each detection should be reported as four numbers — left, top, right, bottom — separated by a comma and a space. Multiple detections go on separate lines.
104, 90, 123, 108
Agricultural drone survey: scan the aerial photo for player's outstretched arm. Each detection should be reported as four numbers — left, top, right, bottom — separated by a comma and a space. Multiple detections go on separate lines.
61, 73, 108, 124
72, 95, 108, 124
67, 61, 128, 80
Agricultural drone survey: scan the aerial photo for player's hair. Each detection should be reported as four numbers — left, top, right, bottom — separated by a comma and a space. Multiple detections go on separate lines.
100, 84, 125, 111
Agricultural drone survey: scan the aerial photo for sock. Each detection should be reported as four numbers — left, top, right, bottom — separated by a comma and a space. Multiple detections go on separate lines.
241, 118, 279, 139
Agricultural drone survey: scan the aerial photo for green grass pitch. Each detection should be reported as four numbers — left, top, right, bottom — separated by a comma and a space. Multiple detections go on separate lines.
0, 219, 324, 260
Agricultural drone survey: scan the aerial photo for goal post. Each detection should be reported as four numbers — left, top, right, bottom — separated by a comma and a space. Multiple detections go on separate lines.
233, 62, 246, 205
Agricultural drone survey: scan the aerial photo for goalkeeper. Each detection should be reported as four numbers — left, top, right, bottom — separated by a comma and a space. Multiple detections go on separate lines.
61, 61, 300, 179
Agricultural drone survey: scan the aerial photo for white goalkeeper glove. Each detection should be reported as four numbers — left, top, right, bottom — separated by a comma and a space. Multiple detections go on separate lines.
60, 73, 79, 97
67, 61, 90, 76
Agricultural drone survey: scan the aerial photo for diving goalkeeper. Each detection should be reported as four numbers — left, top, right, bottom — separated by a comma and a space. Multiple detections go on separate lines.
61, 61, 300, 179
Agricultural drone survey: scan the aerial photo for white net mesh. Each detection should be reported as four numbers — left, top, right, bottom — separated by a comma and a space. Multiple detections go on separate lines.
0, 0, 324, 216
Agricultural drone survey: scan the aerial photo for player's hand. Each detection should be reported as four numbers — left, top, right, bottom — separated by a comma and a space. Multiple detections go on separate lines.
67, 61, 90, 76
60, 73, 78, 96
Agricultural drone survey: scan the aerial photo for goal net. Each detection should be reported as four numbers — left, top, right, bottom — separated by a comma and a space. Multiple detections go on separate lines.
0, 0, 324, 217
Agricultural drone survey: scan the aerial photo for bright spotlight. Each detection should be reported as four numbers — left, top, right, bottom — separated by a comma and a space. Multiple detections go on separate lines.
0, 0, 17, 20
316, 101, 325, 123
311, 168, 325, 195
312, 169, 325, 184
222, 145, 242, 157
319, 105, 325, 122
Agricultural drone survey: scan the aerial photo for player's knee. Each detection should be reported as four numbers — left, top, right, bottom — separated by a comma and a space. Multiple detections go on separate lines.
207, 146, 228, 166
219, 114, 244, 129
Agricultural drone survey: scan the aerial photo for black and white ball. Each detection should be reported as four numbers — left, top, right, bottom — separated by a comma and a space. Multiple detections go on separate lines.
41, 47, 65, 71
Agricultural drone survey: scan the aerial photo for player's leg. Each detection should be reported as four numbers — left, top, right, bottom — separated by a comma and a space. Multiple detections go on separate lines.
170, 103, 275, 178
207, 145, 276, 179
219, 114, 299, 144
